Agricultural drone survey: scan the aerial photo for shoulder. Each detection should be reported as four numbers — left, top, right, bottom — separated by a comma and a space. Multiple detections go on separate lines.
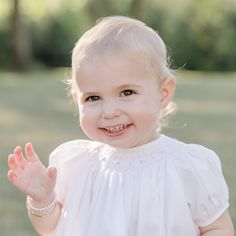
163, 135, 229, 226
49, 139, 104, 166
163, 135, 222, 171
163, 135, 228, 200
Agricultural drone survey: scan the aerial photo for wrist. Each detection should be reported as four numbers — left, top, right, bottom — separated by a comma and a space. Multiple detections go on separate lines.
29, 193, 55, 208
26, 194, 57, 217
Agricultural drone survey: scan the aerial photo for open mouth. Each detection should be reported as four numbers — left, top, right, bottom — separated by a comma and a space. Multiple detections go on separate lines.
101, 124, 131, 136
104, 124, 128, 133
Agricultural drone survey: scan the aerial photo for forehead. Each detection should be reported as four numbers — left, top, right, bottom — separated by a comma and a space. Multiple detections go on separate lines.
75, 53, 159, 91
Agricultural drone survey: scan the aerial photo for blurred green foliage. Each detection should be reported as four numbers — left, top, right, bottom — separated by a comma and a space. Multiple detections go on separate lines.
0, 0, 236, 70
31, 9, 87, 67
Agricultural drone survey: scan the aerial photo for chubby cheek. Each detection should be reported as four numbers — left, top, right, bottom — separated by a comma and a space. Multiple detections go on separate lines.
78, 105, 98, 138
134, 100, 161, 128
140, 110, 160, 128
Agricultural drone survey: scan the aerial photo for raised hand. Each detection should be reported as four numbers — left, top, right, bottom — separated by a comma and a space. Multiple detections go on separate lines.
7, 143, 57, 204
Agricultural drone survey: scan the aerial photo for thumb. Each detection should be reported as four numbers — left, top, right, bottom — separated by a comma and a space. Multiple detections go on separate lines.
47, 166, 57, 183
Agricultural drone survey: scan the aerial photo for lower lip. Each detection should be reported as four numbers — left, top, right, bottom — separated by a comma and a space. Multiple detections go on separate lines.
101, 125, 131, 138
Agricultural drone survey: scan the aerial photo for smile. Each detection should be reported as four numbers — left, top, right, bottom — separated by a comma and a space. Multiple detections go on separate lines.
104, 124, 128, 133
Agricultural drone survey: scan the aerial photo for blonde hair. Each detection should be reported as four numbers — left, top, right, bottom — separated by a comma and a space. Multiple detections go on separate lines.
70, 16, 177, 130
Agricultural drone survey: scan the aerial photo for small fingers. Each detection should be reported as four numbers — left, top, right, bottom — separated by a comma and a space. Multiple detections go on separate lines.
25, 143, 39, 163
7, 170, 18, 184
8, 154, 18, 170
7, 170, 24, 192
8, 153, 24, 176
14, 146, 27, 168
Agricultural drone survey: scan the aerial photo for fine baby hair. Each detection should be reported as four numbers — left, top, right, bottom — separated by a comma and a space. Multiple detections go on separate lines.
70, 16, 176, 129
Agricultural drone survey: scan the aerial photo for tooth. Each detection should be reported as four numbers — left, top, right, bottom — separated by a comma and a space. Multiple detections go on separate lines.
105, 124, 127, 133
106, 125, 127, 133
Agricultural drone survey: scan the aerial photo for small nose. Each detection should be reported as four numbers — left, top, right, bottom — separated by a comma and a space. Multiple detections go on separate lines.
101, 99, 120, 119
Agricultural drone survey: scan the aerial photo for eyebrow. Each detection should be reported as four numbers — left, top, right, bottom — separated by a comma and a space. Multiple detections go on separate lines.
80, 91, 99, 97
79, 83, 143, 97
116, 84, 142, 90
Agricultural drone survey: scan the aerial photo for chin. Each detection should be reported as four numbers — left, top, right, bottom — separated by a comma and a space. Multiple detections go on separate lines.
104, 139, 139, 149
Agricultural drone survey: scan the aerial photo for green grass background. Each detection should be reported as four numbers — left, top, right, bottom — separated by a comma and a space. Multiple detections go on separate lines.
0, 69, 235, 235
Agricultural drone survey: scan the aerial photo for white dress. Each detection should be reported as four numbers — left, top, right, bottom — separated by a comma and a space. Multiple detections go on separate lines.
49, 134, 229, 236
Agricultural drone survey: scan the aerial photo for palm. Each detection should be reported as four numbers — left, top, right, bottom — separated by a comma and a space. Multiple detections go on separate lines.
7, 143, 56, 202
15, 161, 53, 201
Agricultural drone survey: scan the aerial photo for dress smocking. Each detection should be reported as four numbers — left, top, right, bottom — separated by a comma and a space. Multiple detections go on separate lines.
49, 134, 229, 236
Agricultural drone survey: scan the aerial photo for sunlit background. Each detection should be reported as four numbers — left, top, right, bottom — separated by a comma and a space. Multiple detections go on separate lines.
0, 0, 236, 235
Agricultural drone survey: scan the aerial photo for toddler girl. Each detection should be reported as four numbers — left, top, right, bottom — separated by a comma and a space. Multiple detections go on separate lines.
7, 16, 234, 236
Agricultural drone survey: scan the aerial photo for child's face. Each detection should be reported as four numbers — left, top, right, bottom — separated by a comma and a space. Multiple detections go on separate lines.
75, 55, 163, 148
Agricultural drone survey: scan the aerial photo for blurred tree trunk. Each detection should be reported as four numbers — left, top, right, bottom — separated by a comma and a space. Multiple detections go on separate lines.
85, 0, 116, 23
85, 0, 144, 22
11, 0, 31, 70
130, 0, 144, 19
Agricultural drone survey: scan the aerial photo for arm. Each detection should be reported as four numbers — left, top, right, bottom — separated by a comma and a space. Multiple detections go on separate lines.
199, 211, 234, 236
28, 200, 62, 236
7, 143, 61, 235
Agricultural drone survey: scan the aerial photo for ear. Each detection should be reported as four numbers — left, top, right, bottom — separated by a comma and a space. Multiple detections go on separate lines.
160, 79, 175, 108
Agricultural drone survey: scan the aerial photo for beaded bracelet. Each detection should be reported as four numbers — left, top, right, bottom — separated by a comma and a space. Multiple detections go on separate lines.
26, 196, 56, 217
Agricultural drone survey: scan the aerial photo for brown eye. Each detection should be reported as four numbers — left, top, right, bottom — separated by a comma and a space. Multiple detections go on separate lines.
120, 90, 135, 97
85, 96, 100, 102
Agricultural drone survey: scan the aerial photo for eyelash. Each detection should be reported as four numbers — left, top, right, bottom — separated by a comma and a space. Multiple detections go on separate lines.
85, 96, 100, 102
84, 90, 136, 102
120, 90, 136, 97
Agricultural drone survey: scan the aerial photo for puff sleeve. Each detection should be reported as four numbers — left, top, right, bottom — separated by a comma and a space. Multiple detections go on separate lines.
49, 143, 68, 204
178, 144, 229, 227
